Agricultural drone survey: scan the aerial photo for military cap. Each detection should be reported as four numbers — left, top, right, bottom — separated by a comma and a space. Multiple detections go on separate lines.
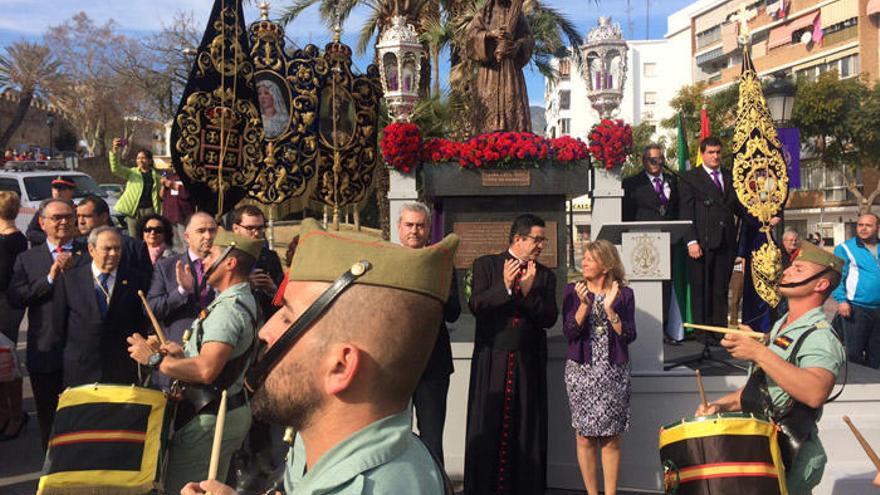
795, 241, 844, 274
51, 176, 75, 189
289, 218, 459, 302
214, 229, 263, 259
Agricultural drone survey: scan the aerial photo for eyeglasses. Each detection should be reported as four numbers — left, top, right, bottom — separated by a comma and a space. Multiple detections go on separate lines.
524, 235, 548, 244
143, 227, 165, 234
646, 157, 665, 165
237, 223, 266, 233
44, 214, 74, 223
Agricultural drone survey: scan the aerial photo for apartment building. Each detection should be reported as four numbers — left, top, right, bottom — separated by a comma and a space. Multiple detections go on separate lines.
667, 0, 880, 244
544, 39, 687, 142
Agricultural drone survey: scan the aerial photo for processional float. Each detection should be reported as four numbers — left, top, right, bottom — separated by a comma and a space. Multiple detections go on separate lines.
172, 0, 381, 228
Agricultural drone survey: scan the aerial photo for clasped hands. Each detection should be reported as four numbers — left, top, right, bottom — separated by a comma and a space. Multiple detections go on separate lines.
503, 258, 536, 296
126, 333, 184, 366
490, 27, 514, 61
573, 280, 620, 315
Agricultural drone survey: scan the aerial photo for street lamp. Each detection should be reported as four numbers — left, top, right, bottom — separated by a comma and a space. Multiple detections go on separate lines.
376, 15, 424, 122
46, 112, 56, 159
764, 72, 796, 125
582, 17, 629, 118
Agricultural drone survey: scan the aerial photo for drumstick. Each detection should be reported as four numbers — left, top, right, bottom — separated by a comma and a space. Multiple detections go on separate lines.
684, 323, 766, 339
695, 369, 708, 409
137, 290, 167, 345
843, 416, 880, 470
207, 389, 228, 481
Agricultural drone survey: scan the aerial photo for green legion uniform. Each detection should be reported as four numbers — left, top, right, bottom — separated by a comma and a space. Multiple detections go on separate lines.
269, 218, 458, 494
755, 310, 844, 494
163, 281, 258, 495
283, 409, 445, 495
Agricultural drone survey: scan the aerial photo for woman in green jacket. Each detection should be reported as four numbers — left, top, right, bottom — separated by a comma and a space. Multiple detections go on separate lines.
110, 138, 162, 236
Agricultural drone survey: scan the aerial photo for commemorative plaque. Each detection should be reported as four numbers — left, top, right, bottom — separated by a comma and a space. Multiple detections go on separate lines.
453, 221, 558, 269
481, 169, 531, 187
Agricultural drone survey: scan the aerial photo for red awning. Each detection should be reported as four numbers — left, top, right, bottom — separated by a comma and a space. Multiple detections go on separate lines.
768, 12, 817, 49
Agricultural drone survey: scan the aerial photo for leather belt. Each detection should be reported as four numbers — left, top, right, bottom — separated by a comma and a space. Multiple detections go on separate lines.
200, 391, 247, 416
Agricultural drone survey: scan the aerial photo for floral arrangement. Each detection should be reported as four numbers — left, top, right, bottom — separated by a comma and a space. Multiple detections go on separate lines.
380, 122, 422, 173
381, 125, 591, 172
588, 119, 633, 170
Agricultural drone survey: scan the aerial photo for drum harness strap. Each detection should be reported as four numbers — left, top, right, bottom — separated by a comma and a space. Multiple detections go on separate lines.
174, 297, 260, 430
741, 323, 847, 470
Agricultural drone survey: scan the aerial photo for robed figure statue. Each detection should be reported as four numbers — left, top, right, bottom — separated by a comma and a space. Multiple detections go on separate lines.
466, 0, 534, 134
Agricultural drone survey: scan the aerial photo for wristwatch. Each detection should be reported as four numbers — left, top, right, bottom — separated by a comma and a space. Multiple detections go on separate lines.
147, 352, 164, 369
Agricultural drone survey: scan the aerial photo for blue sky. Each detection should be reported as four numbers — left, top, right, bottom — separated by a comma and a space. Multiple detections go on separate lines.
1, 0, 693, 105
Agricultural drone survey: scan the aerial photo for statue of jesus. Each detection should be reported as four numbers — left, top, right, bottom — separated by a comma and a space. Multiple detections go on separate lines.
466, 0, 534, 134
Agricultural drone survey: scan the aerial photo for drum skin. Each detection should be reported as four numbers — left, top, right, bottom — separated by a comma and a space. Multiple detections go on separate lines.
37, 384, 170, 495
659, 413, 788, 495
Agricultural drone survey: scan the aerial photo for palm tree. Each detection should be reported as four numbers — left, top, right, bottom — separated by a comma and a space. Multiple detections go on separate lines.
0, 41, 63, 150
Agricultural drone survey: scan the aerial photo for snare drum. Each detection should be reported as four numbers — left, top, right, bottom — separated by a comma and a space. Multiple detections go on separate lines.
659, 412, 787, 495
38, 384, 171, 495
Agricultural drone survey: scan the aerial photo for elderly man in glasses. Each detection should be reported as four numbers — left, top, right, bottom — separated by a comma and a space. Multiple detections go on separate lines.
181, 218, 459, 495
622, 143, 679, 222
8, 199, 89, 450
622, 144, 680, 342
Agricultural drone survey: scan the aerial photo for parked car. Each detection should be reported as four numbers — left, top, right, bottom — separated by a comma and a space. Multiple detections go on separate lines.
0, 168, 123, 232
99, 183, 123, 198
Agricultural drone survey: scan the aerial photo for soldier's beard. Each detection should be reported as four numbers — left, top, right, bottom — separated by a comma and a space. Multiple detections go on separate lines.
251, 358, 325, 431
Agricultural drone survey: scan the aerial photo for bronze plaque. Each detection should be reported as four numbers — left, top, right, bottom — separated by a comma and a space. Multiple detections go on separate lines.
481, 169, 531, 187
453, 221, 557, 269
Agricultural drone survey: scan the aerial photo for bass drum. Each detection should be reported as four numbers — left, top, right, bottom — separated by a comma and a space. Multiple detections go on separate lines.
659, 412, 787, 495
38, 384, 171, 495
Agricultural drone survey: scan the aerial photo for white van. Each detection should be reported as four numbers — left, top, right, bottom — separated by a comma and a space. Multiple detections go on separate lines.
0, 167, 117, 232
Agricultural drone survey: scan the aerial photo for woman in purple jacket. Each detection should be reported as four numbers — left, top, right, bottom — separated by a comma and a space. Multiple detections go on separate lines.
563, 239, 636, 495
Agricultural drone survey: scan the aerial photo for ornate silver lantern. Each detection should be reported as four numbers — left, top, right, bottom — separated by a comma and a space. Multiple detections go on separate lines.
582, 17, 629, 118
376, 15, 424, 122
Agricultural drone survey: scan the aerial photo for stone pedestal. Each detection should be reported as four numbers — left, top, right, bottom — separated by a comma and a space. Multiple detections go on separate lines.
388, 168, 417, 244
590, 167, 623, 240
422, 163, 591, 306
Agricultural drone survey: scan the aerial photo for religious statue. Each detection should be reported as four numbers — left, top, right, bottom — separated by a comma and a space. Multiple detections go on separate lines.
466, 0, 534, 134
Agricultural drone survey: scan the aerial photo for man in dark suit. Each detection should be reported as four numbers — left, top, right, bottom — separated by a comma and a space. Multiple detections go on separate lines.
46, 226, 148, 387
622, 143, 678, 222
396, 202, 461, 466
76, 195, 151, 285
463, 214, 559, 495
623, 143, 679, 341
25, 176, 76, 246
679, 137, 742, 331
147, 212, 218, 347
230, 205, 283, 320
8, 198, 89, 449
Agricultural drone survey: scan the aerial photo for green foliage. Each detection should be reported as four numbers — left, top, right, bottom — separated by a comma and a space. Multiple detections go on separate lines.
661, 82, 737, 166
792, 71, 868, 167
622, 120, 664, 178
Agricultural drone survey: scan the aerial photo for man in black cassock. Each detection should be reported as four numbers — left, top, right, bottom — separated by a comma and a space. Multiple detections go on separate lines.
463, 214, 558, 495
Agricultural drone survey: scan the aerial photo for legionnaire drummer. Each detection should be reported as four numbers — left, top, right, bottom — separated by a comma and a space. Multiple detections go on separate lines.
181, 218, 459, 495
695, 241, 845, 494
127, 230, 261, 494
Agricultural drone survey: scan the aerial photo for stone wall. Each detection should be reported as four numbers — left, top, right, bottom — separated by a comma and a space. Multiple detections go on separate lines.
0, 93, 75, 152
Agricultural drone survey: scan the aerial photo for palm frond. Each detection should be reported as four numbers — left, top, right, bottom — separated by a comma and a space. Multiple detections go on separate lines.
278, 0, 324, 26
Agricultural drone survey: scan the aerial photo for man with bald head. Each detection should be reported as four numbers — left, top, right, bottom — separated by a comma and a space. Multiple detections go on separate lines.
833, 213, 880, 368
147, 212, 218, 355
182, 218, 458, 495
